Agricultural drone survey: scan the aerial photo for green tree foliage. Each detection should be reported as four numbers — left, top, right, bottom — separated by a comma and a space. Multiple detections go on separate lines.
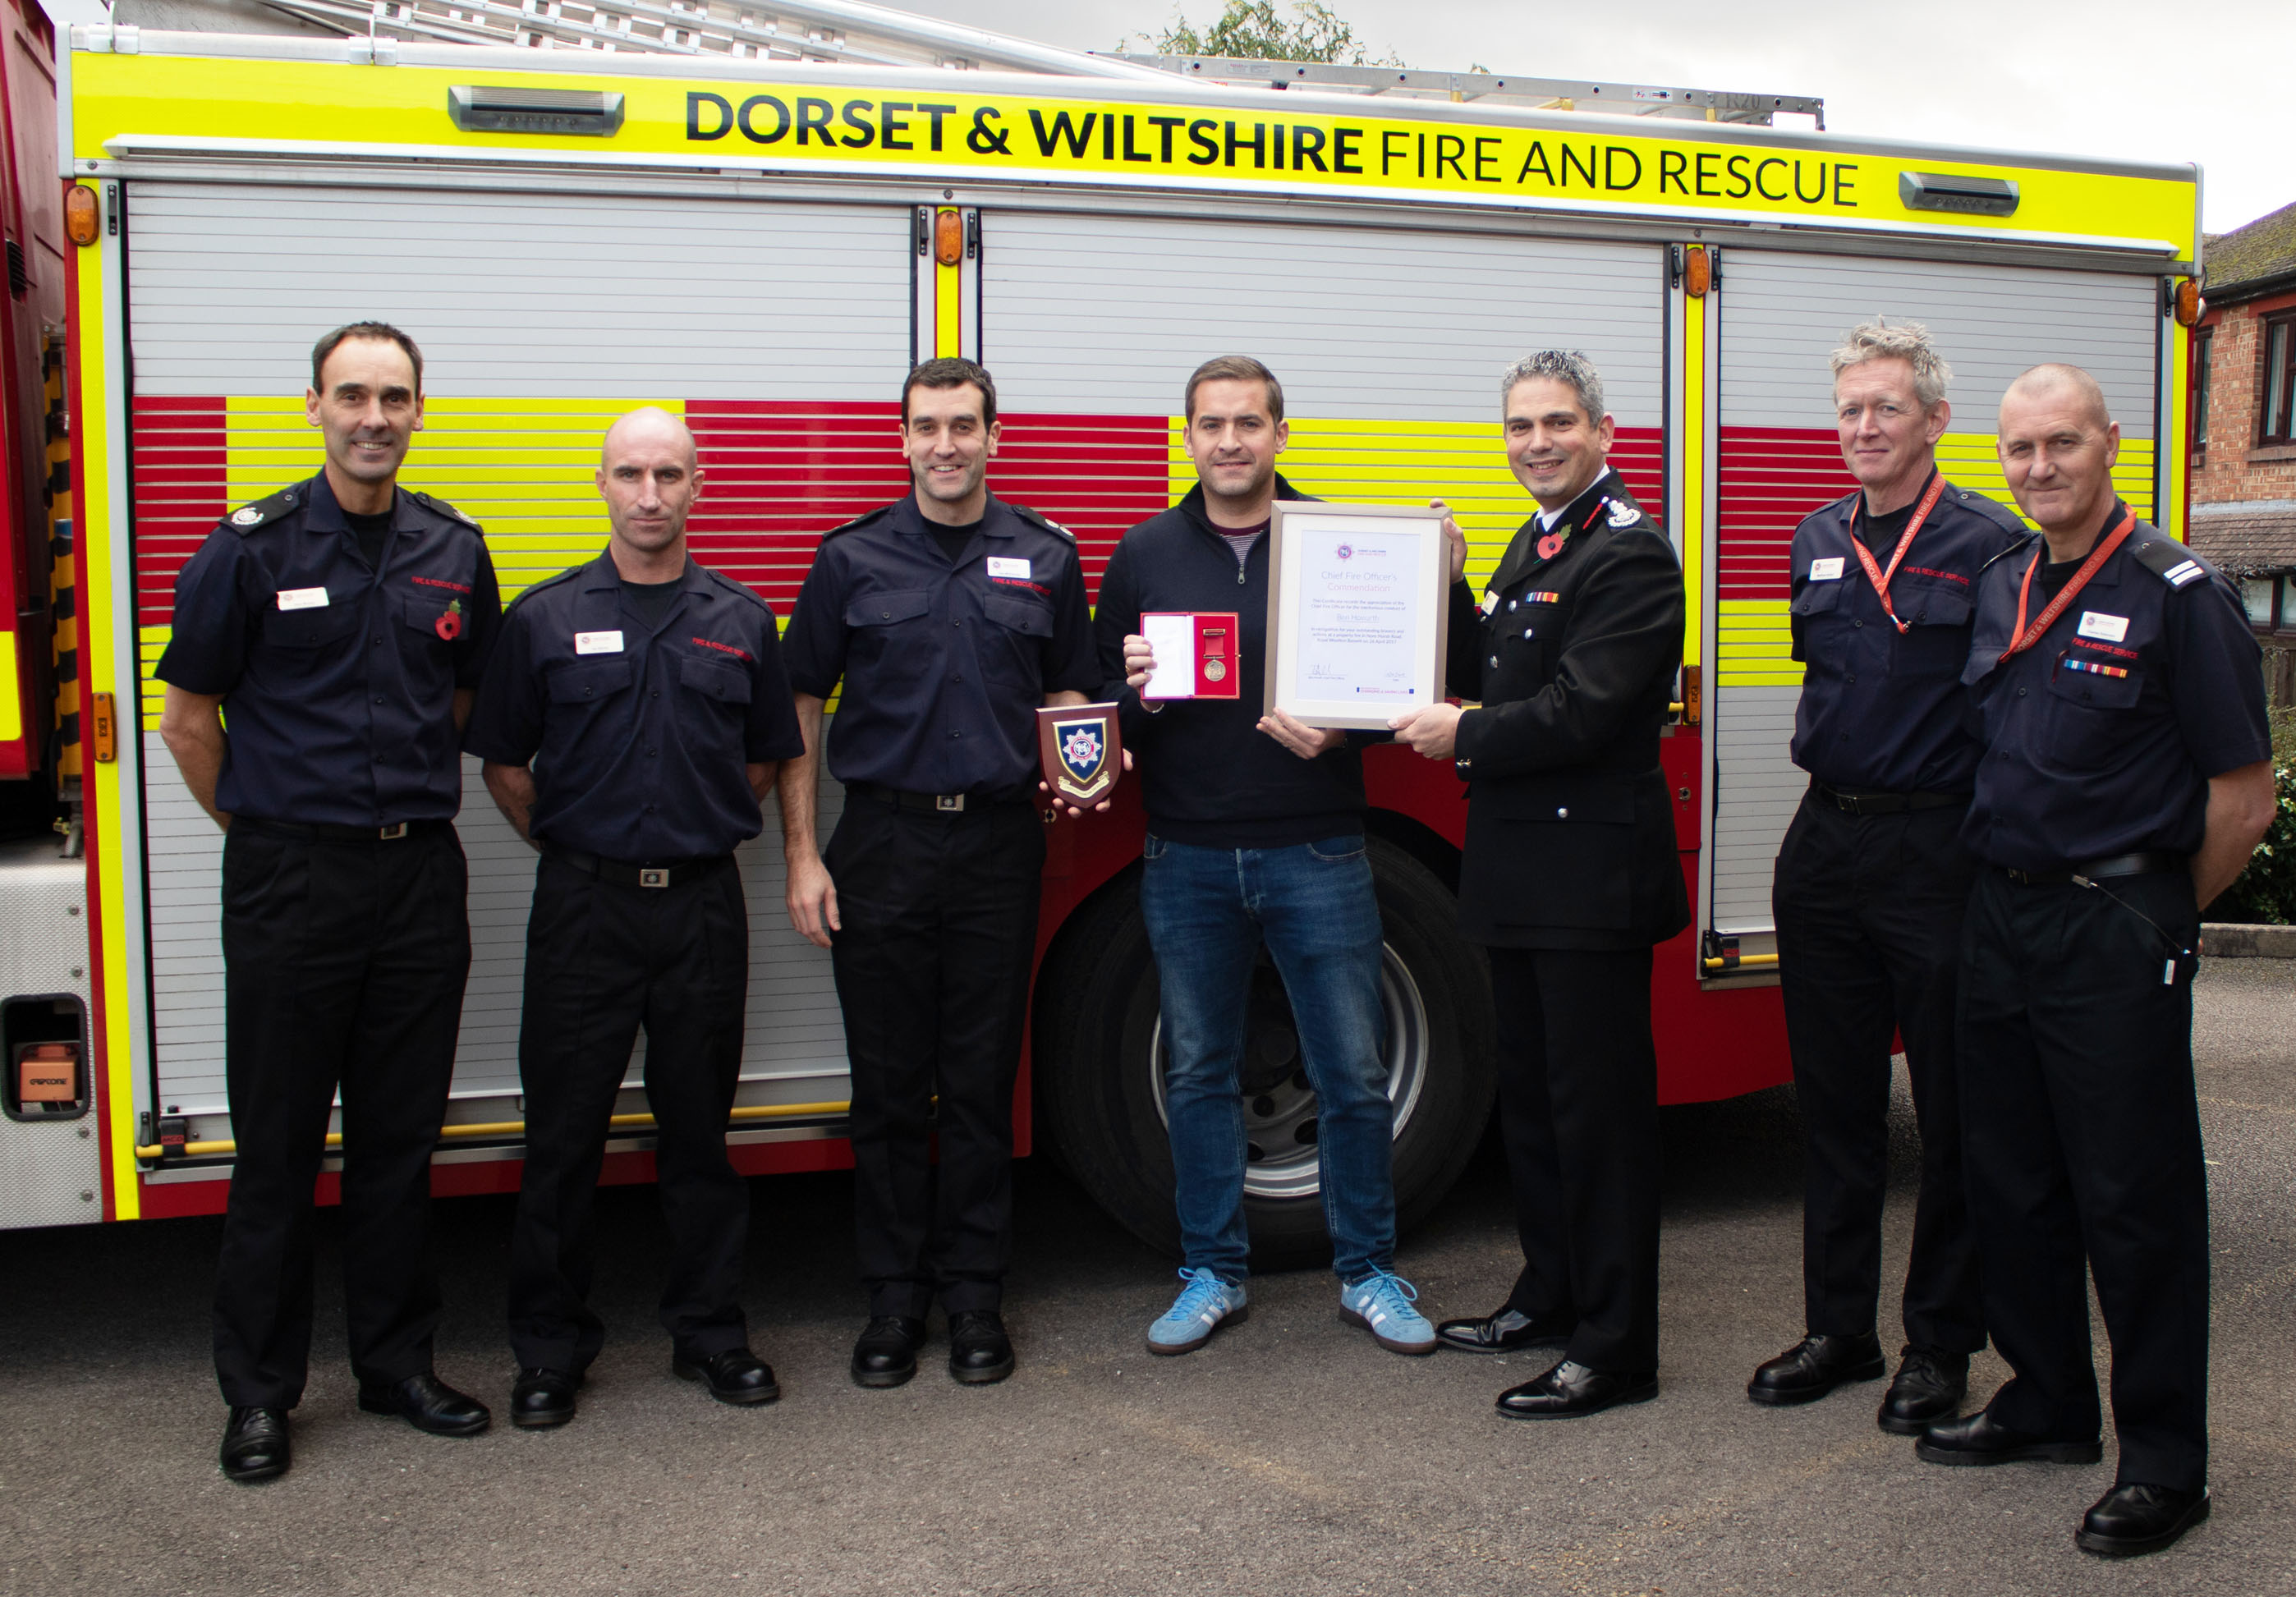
1129, 1, 1401, 67
2209, 709, 2296, 925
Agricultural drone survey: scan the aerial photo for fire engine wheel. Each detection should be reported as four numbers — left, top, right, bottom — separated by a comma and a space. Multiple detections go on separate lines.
1035, 838, 1495, 1273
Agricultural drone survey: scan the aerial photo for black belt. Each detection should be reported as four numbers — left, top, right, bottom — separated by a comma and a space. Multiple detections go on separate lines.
544, 847, 734, 889
844, 781, 1030, 816
1812, 782, 1968, 816
2000, 851, 2185, 888
234, 816, 452, 845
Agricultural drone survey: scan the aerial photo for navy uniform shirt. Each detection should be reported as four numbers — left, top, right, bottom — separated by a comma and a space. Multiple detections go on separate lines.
1788, 472, 2027, 793
1962, 501, 2269, 872
463, 552, 805, 861
155, 471, 502, 827
780, 492, 1098, 795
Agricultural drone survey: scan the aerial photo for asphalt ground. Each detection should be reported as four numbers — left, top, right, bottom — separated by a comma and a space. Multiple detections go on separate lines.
3, 959, 2292, 1597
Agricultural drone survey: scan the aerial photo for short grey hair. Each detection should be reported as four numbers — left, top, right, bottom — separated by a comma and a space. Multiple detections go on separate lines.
1501, 351, 1605, 424
1831, 319, 1952, 411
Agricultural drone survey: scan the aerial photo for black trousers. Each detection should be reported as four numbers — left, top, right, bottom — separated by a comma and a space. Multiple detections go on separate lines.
826, 795, 1043, 1319
507, 854, 753, 1373
1772, 792, 1984, 1355
1958, 866, 2208, 1491
213, 820, 470, 1409
1487, 946, 1661, 1373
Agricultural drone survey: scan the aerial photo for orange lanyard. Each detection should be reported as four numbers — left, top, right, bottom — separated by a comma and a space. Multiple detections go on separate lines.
1846, 473, 1946, 635
1998, 508, 2137, 664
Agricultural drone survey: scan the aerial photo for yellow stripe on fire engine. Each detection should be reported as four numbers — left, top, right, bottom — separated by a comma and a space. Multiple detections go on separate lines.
0, 631, 19, 743
1713, 435, 2157, 690
225, 395, 673, 600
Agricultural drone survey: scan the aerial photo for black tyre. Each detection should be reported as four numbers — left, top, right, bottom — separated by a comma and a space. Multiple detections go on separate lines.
1034, 838, 1495, 1271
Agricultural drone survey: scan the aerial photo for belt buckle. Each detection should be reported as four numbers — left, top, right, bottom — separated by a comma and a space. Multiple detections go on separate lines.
934, 794, 965, 813
638, 867, 670, 888
378, 823, 409, 841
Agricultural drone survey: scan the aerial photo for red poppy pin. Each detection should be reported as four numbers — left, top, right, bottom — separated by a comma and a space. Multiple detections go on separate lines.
434, 599, 463, 641
1536, 530, 1569, 562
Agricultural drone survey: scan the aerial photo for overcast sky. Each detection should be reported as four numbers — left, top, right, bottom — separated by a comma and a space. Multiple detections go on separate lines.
893, 0, 2289, 237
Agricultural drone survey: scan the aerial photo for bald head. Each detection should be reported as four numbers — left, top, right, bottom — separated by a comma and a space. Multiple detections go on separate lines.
1997, 362, 2120, 549
596, 406, 703, 573
2002, 364, 2110, 431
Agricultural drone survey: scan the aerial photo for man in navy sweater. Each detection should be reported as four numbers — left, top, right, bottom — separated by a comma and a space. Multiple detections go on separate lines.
1092, 356, 1435, 1358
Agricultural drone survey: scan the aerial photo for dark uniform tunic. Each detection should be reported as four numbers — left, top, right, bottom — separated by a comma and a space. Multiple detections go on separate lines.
464, 553, 804, 1374
1773, 474, 2025, 1359
782, 492, 1096, 1318
1957, 503, 2267, 1492
156, 470, 501, 1411
1442, 466, 1688, 1374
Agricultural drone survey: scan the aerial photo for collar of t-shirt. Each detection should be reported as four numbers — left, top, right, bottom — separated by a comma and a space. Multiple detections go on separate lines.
621, 574, 684, 631
342, 508, 393, 573
1210, 516, 1270, 570
927, 515, 985, 566
1857, 493, 1920, 558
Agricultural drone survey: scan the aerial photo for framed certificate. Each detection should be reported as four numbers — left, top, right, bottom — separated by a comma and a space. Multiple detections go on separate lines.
1265, 502, 1450, 730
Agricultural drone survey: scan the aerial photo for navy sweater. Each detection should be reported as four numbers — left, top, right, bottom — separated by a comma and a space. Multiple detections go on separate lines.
1092, 478, 1371, 849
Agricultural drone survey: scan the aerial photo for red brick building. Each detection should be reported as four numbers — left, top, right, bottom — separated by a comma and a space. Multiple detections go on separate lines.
2189, 198, 2296, 700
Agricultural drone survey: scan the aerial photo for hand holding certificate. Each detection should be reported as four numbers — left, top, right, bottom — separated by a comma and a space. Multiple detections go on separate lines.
1265, 503, 1451, 730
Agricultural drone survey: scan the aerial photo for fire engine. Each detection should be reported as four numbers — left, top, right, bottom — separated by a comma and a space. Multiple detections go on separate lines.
0, 0, 2202, 1265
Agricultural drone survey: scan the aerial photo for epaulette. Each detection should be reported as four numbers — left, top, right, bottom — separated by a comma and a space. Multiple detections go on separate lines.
503, 564, 585, 613
702, 566, 773, 612
407, 489, 483, 533
223, 484, 303, 533
1950, 486, 2032, 536
1977, 531, 2040, 580
822, 505, 893, 539
1007, 503, 1077, 543
2129, 534, 2211, 590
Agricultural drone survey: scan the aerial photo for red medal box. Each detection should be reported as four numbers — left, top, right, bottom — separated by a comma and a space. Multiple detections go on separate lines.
1140, 611, 1240, 700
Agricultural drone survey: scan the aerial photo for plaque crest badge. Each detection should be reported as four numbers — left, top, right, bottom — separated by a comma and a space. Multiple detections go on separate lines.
1036, 702, 1123, 807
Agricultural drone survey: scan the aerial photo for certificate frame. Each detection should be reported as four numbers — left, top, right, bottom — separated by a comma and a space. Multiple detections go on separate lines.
1264, 501, 1451, 731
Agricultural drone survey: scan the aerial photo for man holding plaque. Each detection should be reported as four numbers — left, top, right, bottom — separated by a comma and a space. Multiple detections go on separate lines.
778, 358, 1097, 1390
1393, 351, 1688, 1418
1096, 355, 1435, 1359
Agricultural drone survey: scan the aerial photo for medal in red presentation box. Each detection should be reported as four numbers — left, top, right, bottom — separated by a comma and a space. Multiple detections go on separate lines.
1141, 612, 1240, 700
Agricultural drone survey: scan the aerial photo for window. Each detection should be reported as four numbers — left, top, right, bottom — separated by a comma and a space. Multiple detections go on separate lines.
2265, 314, 2296, 446
2244, 576, 2275, 627
2193, 329, 2211, 452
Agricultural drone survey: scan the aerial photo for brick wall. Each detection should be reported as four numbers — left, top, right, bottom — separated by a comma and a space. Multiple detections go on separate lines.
2193, 289, 2296, 505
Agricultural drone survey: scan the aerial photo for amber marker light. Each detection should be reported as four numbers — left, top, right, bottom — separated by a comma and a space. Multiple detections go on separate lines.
1683, 245, 1712, 298
2172, 278, 2204, 328
64, 186, 99, 247
934, 208, 963, 268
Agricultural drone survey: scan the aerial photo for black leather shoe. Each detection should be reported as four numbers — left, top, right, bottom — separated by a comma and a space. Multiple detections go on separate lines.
509, 1367, 580, 1429
1747, 1331, 1885, 1407
948, 1310, 1016, 1385
1495, 1359, 1658, 1420
1915, 1407, 2102, 1466
1877, 1347, 1968, 1435
1435, 1306, 1574, 1355
852, 1315, 926, 1389
673, 1347, 780, 1407
356, 1371, 492, 1436
219, 1407, 291, 1483
2077, 1483, 2211, 1557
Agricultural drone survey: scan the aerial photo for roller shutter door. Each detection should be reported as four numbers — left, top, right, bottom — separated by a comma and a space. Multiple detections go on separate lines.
127, 181, 913, 1126
1706, 250, 2160, 938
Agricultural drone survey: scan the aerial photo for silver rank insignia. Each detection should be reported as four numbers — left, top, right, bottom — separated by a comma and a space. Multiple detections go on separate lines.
1605, 500, 1638, 528
231, 507, 262, 526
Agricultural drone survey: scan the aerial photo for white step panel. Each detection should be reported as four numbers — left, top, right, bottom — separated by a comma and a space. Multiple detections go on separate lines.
1707, 686, 1802, 935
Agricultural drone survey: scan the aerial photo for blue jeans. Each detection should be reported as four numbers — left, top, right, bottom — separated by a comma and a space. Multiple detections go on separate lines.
1138, 833, 1397, 1283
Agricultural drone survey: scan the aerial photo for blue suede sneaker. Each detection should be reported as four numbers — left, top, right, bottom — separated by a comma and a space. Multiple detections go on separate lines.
1146, 1267, 1248, 1355
1340, 1270, 1437, 1355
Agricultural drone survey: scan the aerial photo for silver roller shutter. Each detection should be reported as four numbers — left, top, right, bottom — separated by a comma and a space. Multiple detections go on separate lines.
129, 181, 906, 1124
1706, 250, 2161, 939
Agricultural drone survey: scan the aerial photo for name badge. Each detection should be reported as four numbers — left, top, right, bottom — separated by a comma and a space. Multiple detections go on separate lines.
276, 587, 329, 610
1807, 558, 1845, 581
575, 631, 625, 655
2076, 612, 2129, 643
1479, 591, 1500, 617
986, 556, 1032, 580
